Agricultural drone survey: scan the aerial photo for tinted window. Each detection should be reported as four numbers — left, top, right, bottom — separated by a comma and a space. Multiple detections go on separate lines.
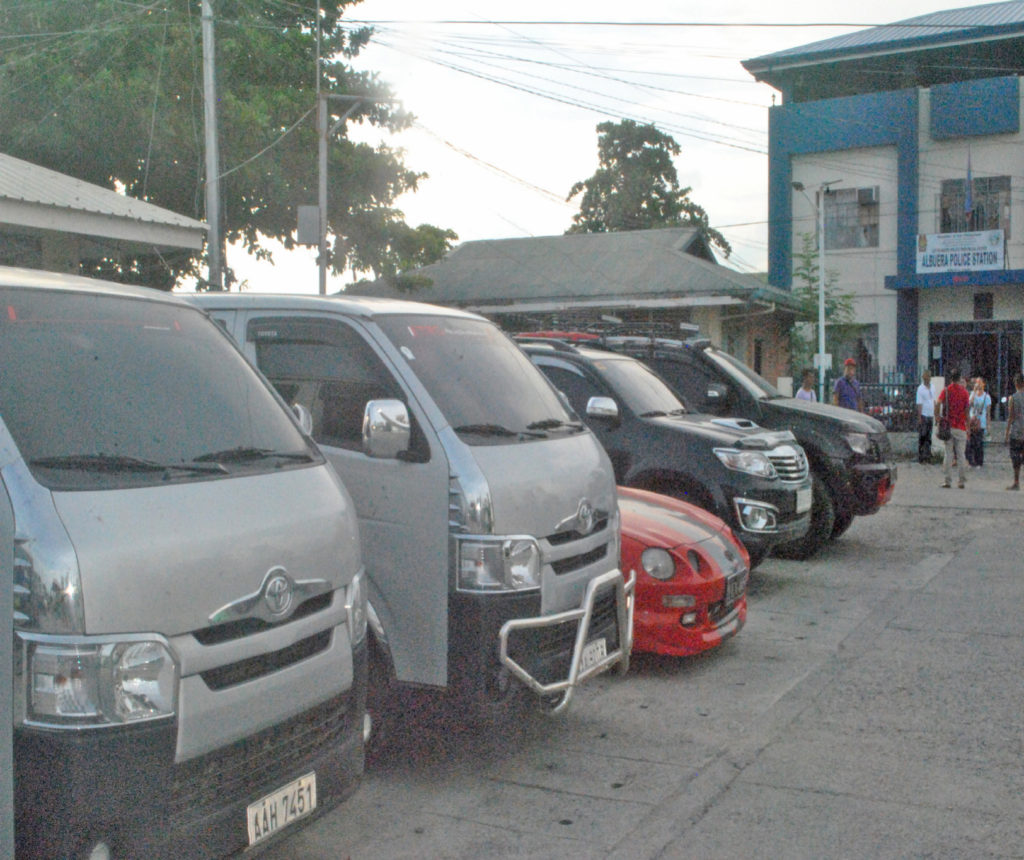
0, 288, 313, 490
249, 316, 409, 452
375, 315, 577, 442
587, 356, 686, 416
537, 365, 603, 417
704, 348, 780, 399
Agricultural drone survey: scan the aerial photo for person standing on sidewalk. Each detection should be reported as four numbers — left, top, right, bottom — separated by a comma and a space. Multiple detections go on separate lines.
795, 369, 817, 402
937, 368, 970, 489
832, 358, 863, 411
967, 376, 992, 468
1004, 373, 1024, 491
916, 370, 935, 464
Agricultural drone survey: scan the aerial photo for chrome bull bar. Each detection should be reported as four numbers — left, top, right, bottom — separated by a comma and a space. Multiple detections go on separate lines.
498, 568, 635, 714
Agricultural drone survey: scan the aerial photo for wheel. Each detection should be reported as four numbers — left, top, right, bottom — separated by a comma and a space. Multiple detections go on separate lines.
365, 638, 397, 764
772, 473, 835, 560
745, 546, 768, 570
830, 509, 854, 539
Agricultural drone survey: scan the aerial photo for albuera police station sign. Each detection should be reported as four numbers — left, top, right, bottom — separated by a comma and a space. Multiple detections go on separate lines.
916, 230, 1004, 274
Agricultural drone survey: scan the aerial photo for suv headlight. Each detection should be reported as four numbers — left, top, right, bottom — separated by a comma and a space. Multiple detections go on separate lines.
713, 448, 777, 479
844, 432, 872, 456
456, 536, 541, 592
22, 636, 177, 727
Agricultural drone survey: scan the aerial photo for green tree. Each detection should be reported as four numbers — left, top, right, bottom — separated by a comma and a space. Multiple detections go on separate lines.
0, 1, 455, 289
566, 119, 731, 257
788, 232, 859, 377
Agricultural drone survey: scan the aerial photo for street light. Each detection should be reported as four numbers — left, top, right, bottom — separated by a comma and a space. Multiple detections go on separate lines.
792, 179, 841, 404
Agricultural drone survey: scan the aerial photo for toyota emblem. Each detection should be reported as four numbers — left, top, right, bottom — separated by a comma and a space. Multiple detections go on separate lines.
263, 569, 294, 617
576, 500, 595, 535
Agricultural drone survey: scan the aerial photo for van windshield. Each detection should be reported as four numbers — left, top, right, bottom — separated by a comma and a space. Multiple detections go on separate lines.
0, 288, 317, 490
376, 315, 580, 442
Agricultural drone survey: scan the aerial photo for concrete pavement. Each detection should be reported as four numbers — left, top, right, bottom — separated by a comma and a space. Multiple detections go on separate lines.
263, 442, 1024, 859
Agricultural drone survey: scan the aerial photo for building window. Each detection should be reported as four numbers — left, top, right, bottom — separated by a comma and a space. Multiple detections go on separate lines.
940, 176, 1010, 237
822, 187, 879, 250
974, 293, 993, 321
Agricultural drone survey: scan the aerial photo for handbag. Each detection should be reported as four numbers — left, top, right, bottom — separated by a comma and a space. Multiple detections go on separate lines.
937, 417, 951, 441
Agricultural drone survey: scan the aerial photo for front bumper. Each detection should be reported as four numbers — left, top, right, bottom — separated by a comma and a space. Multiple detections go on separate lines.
849, 460, 898, 515
498, 568, 635, 712
15, 641, 366, 859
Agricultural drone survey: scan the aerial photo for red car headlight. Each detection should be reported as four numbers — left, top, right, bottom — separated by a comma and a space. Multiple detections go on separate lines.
641, 548, 676, 580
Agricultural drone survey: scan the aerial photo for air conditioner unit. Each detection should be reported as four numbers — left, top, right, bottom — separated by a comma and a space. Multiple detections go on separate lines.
858, 187, 879, 205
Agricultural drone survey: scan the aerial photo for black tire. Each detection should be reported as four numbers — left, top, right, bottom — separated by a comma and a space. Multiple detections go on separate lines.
830, 509, 854, 539
772, 473, 835, 560
365, 638, 396, 764
745, 546, 768, 570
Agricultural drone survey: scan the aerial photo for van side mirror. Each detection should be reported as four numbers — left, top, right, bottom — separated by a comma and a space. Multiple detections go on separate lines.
363, 399, 411, 459
292, 402, 314, 435
586, 396, 619, 422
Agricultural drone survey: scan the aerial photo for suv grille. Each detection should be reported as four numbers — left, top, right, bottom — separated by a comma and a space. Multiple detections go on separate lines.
768, 446, 809, 482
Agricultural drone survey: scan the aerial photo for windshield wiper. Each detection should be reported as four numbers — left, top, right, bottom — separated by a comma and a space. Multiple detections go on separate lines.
453, 424, 546, 438
639, 408, 686, 418
526, 418, 584, 432
30, 454, 228, 475
192, 446, 314, 465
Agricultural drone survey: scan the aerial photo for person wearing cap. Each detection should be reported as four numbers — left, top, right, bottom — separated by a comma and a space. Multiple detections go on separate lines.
832, 358, 863, 411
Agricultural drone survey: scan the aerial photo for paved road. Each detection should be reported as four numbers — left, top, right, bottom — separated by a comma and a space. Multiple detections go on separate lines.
263, 438, 1024, 859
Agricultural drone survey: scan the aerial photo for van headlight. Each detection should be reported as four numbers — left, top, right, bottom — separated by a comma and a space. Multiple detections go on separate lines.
713, 448, 777, 478
22, 636, 177, 727
456, 537, 541, 592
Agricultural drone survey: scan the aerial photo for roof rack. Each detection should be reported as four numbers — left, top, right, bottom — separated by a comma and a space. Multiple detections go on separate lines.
513, 335, 581, 354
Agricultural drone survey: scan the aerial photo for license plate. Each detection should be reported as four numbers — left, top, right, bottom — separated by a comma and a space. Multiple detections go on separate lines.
580, 637, 607, 672
725, 570, 748, 603
247, 772, 317, 847
796, 487, 812, 513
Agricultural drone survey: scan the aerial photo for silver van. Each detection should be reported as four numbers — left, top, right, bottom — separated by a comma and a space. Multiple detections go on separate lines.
189, 293, 633, 737
1, 269, 367, 858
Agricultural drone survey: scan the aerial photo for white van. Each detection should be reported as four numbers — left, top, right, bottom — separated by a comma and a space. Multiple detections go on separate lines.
189, 293, 633, 735
1, 269, 367, 858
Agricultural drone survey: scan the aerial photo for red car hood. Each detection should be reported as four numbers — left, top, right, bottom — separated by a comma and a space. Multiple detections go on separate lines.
617, 486, 730, 549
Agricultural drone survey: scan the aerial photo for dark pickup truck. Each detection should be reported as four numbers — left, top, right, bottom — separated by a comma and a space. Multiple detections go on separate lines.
519, 340, 813, 568
598, 335, 896, 558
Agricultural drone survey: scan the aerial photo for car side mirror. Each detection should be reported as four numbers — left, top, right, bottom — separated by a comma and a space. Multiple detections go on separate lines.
704, 383, 729, 414
363, 399, 411, 459
292, 402, 314, 435
586, 396, 619, 422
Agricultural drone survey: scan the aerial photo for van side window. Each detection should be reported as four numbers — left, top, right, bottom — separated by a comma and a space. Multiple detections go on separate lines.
248, 316, 406, 452
538, 364, 604, 417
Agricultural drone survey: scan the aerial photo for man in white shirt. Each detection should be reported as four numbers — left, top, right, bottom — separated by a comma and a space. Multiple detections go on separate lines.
916, 370, 935, 463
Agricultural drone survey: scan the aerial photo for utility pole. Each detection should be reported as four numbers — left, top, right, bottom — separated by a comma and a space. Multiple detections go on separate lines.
201, 0, 224, 290
317, 94, 362, 295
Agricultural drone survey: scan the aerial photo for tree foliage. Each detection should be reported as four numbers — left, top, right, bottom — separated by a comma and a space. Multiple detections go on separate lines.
566, 119, 731, 257
0, 1, 455, 289
788, 232, 859, 376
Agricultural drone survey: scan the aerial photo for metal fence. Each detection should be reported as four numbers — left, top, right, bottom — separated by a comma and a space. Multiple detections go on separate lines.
843, 365, 921, 432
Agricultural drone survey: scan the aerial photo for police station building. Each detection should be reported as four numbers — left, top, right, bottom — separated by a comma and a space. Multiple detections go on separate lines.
744, 1, 1024, 404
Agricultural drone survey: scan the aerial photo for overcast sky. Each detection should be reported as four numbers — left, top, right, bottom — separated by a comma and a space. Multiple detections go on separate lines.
229, 0, 988, 291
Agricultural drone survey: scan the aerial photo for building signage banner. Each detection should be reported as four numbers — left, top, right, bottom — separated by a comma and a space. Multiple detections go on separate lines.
916, 230, 1004, 274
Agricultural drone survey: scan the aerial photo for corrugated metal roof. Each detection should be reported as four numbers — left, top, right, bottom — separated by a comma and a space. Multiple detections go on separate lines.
0, 152, 204, 230
351, 228, 797, 309
745, 0, 1024, 68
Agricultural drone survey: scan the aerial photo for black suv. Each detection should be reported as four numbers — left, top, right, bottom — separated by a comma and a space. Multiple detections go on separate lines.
519, 340, 812, 568
598, 335, 897, 558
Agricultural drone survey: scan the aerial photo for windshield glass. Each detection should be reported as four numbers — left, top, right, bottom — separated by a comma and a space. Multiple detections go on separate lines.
0, 288, 315, 490
375, 315, 578, 441
704, 347, 781, 400
591, 356, 688, 416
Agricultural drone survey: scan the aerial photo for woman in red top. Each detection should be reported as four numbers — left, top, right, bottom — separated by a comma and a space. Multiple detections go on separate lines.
937, 368, 970, 489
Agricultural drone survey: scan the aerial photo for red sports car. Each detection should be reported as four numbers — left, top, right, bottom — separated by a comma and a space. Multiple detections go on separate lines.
619, 486, 749, 657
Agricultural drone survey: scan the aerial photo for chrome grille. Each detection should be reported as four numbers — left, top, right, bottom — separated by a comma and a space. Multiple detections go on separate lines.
768, 445, 809, 482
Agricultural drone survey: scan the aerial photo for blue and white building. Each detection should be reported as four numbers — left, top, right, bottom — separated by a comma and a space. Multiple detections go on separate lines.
743, 1, 1024, 399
